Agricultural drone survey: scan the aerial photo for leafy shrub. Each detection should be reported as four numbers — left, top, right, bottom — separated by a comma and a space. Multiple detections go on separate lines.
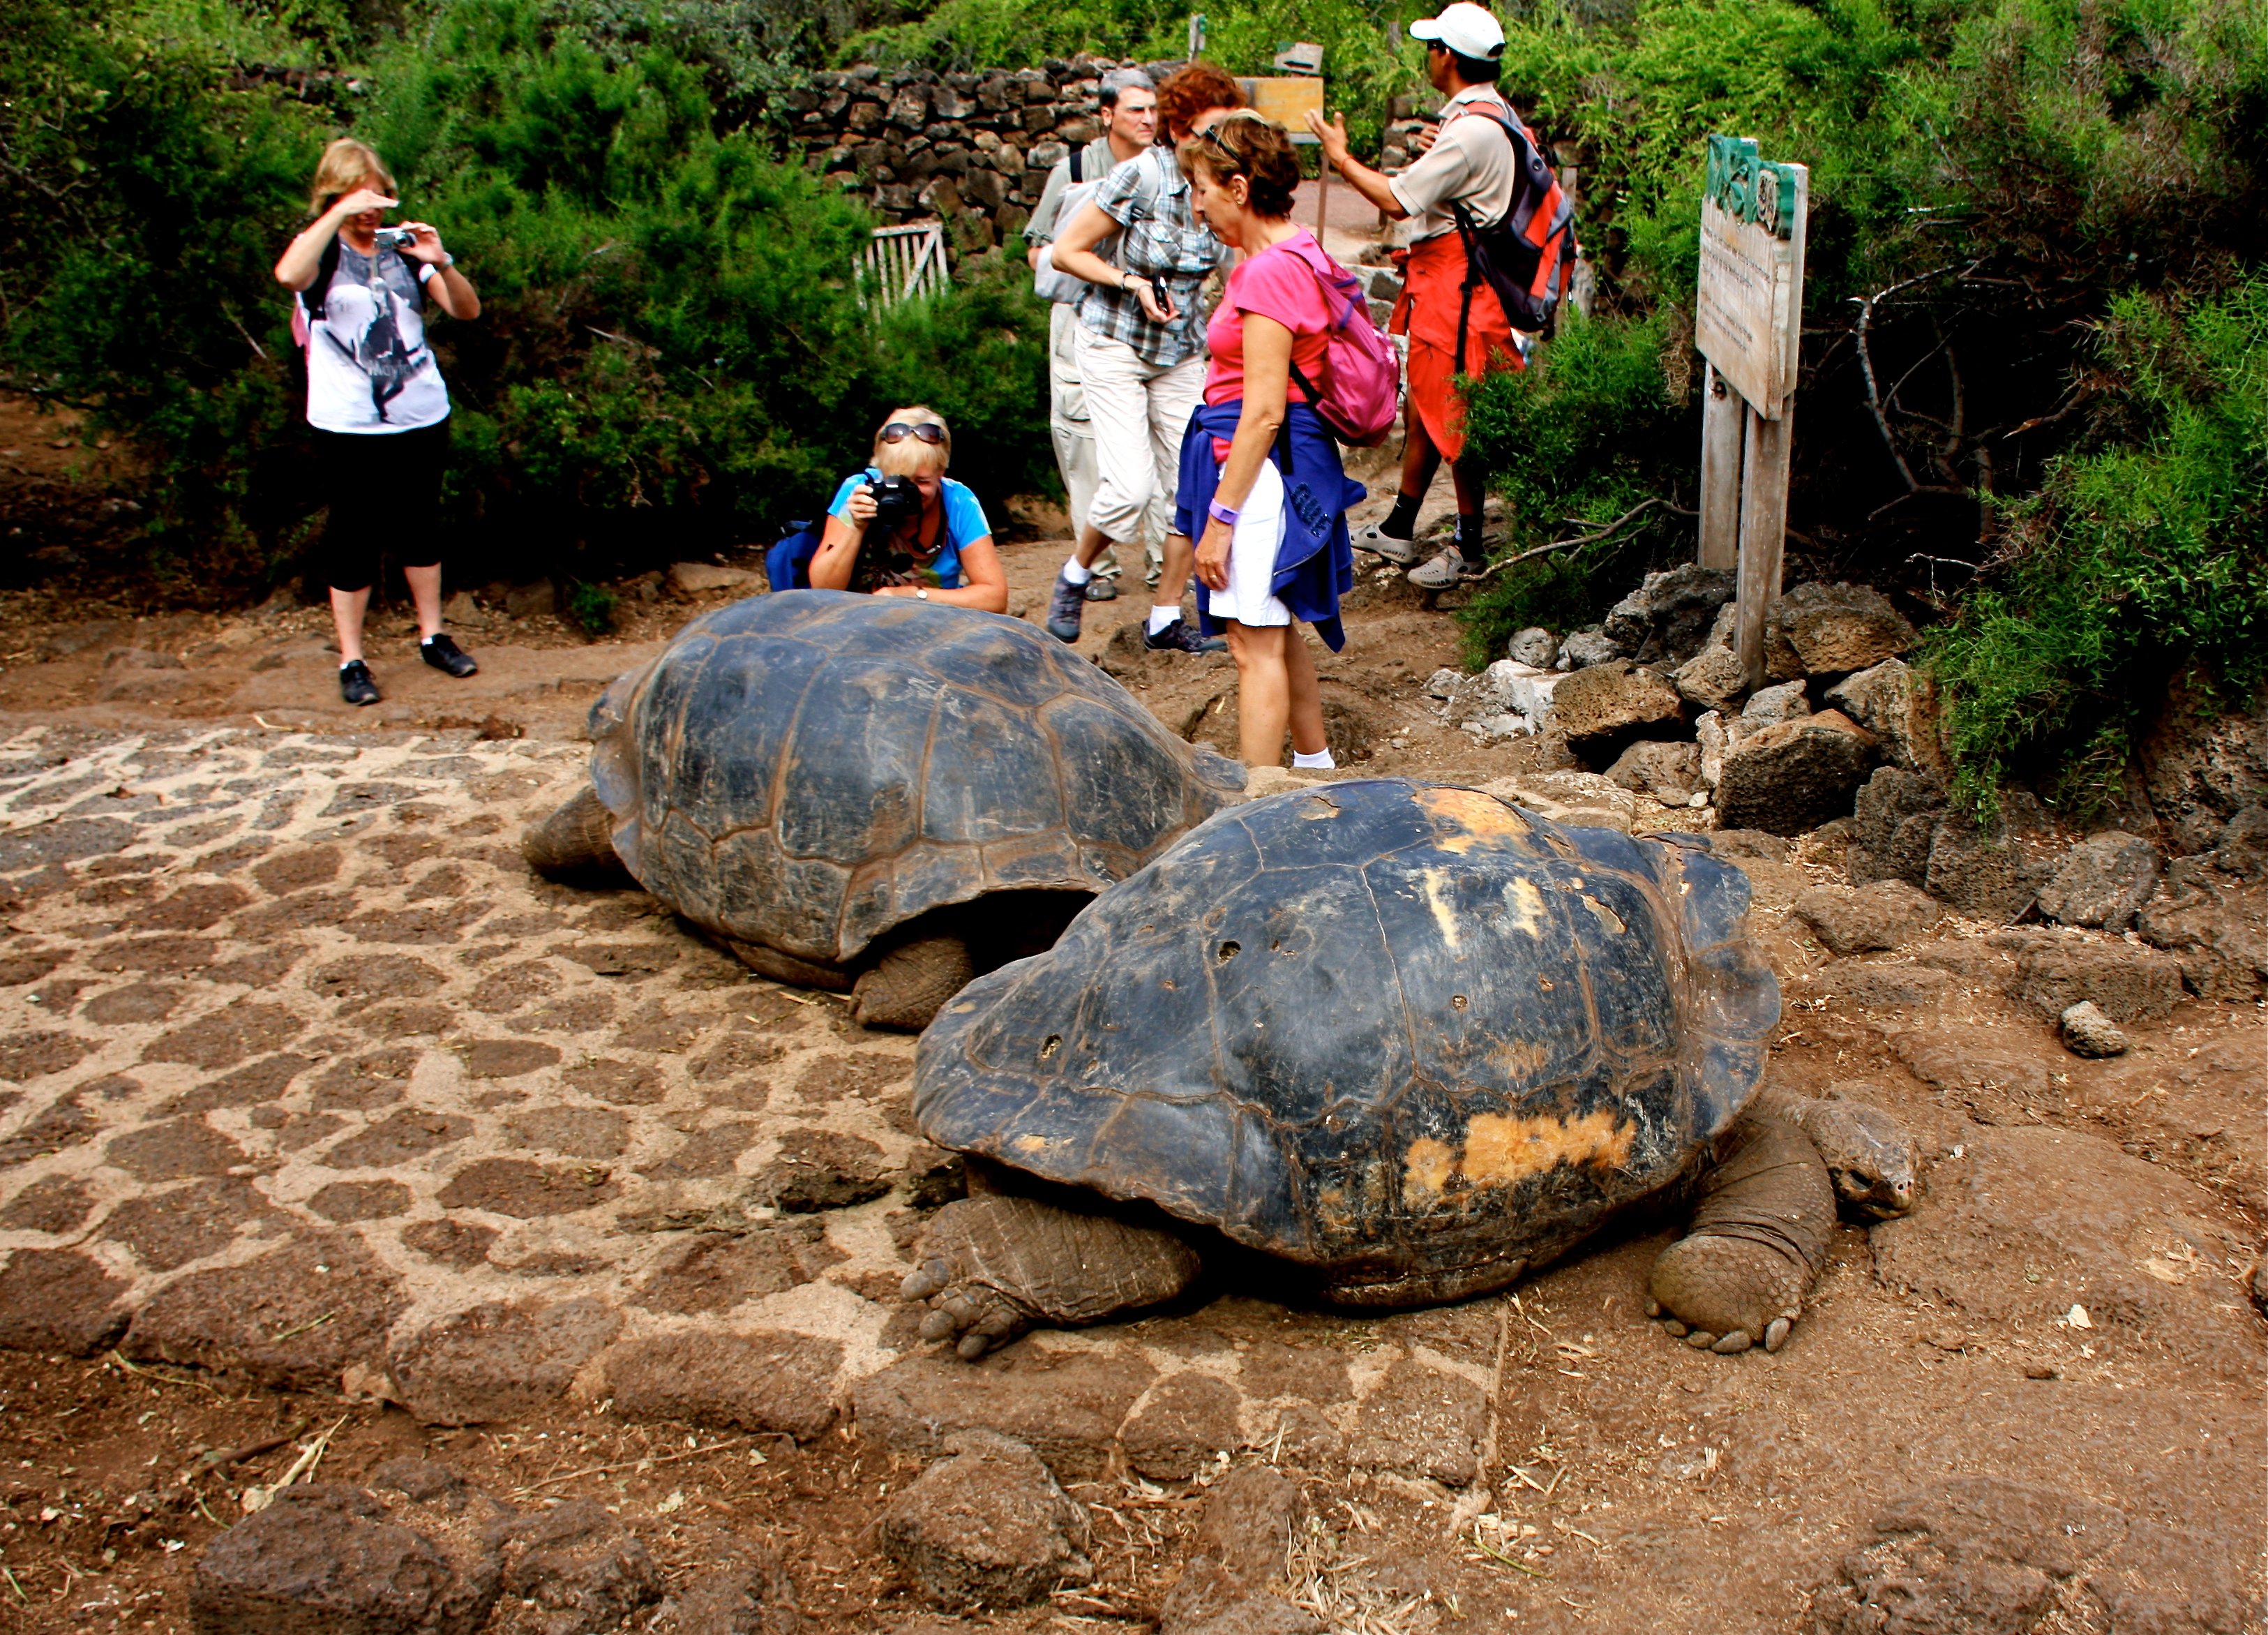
1453, 308, 1690, 666
1925, 278, 2268, 816
563, 578, 622, 634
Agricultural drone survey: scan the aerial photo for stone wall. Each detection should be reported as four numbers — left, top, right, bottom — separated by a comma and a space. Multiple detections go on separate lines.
776, 55, 1185, 255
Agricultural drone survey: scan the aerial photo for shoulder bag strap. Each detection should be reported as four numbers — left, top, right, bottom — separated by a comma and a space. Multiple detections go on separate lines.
303, 232, 344, 323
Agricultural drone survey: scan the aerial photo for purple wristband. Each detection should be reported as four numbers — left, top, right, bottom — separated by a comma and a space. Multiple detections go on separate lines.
1208, 498, 1241, 527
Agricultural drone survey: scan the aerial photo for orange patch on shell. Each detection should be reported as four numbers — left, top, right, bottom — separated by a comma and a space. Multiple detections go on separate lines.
1404, 1107, 1637, 1202
1416, 787, 1532, 854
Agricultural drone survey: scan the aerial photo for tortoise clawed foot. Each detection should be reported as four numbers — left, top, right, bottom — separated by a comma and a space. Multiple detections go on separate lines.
901, 1257, 951, 1301
1648, 1231, 1810, 1359
913, 1279, 1032, 1359
904, 1195, 1201, 1359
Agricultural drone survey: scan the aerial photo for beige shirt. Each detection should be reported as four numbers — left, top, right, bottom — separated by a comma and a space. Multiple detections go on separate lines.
1390, 87, 1523, 243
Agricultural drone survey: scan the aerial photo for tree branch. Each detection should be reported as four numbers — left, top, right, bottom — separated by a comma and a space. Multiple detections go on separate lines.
1849, 262, 1974, 495
1471, 497, 1692, 580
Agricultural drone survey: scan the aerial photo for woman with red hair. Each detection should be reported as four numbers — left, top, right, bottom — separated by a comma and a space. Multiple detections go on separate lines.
1039, 64, 1247, 656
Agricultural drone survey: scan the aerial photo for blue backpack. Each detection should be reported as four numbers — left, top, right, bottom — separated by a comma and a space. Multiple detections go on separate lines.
765, 518, 821, 592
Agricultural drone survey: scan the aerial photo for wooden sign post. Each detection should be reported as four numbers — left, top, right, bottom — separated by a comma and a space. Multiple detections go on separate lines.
1235, 73, 1328, 236
1693, 134, 1807, 689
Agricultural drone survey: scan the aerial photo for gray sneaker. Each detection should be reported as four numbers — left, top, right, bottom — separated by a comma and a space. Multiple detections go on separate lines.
1142, 618, 1228, 655
1353, 522, 1425, 567
1408, 547, 1486, 590
1044, 572, 1087, 642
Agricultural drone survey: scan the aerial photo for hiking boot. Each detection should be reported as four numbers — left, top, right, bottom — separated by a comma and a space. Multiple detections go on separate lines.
1408, 548, 1487, 590
1044, 573, 1088, 642
1083, 577, 1118, 602
339, 660, 381, 707
420, 632, 479, 678
1143, 618, 1228, 655
1353, 521, 1425, 567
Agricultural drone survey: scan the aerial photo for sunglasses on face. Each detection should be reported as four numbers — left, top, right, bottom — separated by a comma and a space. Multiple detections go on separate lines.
880, 421, 946, 446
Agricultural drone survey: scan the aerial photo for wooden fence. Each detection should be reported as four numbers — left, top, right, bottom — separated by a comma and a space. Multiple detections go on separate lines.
858, 221, 949, 311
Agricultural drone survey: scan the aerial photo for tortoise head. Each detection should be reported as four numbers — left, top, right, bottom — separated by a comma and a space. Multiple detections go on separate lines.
1802, 1098, 1918, 1220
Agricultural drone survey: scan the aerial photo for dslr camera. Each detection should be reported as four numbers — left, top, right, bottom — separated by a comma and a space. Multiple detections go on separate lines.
867, 474, 922, 534
377, 225, 421, 251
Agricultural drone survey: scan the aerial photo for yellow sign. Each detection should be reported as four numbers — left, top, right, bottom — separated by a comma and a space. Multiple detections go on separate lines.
1236, 76, 1324, 140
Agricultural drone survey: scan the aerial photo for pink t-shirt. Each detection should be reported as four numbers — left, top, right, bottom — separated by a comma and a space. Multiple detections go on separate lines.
1203, 230, 1337, 409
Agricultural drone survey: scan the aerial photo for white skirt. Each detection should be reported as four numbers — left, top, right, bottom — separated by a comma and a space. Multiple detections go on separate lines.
1200, 457, 1291, 628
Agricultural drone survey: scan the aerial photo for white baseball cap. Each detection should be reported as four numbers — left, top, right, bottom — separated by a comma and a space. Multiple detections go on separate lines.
1409, 1, 1506, 60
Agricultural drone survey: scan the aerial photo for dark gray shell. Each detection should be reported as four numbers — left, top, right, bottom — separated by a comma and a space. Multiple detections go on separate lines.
587, 591, 1245, 966
915, 779, 1780, 1300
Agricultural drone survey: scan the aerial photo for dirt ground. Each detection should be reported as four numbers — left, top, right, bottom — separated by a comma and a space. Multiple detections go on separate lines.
0, 449, 2260, 1635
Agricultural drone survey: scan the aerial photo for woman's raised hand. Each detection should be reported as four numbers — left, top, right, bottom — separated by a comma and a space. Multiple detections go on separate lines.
332, 186, 398, 220
844, 484, 879, 531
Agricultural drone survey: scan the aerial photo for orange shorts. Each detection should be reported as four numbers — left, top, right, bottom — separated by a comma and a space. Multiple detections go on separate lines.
1392, 230, 1526, 463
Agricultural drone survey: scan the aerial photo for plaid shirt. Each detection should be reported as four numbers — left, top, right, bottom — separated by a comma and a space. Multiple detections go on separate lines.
1074, 146, 1224, 368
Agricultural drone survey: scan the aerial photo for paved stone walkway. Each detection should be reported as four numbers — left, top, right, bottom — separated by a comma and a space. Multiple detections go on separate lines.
0, 724, 1509, 1485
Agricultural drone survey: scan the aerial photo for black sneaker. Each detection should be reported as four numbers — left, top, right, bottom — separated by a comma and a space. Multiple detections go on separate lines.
421, 632, 479, 678
1044, 573, 1088, 643
339, 660, 381, 707
1143, 618, 1228, 655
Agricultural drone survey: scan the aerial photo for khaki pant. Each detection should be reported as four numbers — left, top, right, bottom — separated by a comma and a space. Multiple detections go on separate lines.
1072, 324, 1204, 562
1051, 307, 1167, 580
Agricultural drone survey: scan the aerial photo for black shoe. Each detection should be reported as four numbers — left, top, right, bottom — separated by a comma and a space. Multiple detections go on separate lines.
1044, 573, 1088, 643
421, 632, 479, 678
339, 660, 381, 707
1143, 618, 1228, 655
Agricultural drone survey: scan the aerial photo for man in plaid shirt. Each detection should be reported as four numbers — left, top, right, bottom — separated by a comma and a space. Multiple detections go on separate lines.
1038, 63, 1247, 655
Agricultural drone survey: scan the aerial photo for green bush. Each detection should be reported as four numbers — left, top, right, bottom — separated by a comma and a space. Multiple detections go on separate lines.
563, 577, 622, 634
1453, 308, 1690, 665
1925, 278, 2268, 817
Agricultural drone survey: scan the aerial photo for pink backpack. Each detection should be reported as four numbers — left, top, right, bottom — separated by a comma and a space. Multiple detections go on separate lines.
1279, 236, 1399, 447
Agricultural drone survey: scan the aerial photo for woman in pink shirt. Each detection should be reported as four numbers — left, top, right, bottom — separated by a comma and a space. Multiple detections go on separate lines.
1172, 113, 1362, 769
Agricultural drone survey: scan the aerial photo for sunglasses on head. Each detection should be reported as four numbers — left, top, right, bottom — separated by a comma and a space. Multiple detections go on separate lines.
880, 421, 946, 446
1201, 122, 1247, 172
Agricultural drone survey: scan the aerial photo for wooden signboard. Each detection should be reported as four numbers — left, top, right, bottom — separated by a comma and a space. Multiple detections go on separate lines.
1693, 134, 1809, 688
1236, 75, 1324, 137
1695, 135, 1806, 419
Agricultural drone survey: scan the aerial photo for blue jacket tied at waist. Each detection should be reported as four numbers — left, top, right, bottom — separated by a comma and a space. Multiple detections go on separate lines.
1174, 401, 1363, 652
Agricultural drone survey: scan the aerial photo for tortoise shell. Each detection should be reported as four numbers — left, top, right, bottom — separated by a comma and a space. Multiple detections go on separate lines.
585, 591, 1245, 967
914, 779, 1780, 1303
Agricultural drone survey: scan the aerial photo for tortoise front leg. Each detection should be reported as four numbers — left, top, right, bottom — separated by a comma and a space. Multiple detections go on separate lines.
903, 1194, 1202, 1359
1647, 1113, 1835, 1354
850, 934, 977, 1031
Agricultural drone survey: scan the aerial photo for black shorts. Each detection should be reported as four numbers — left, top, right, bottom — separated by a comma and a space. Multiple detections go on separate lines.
315, 419, 448, 593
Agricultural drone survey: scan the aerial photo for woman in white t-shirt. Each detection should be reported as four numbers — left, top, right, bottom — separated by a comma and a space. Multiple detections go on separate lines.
273, 138, 483, 708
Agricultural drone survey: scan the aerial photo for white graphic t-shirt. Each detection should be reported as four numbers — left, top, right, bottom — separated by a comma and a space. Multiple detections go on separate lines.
301, 242, 451, 434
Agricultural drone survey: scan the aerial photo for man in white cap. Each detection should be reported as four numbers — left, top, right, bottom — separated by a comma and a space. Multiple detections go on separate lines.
1310, 2, 1545, 591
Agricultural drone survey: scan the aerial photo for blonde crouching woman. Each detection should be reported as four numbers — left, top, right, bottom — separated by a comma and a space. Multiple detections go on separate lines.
809, 407, 1009, 612
1172, 114, 1362, 768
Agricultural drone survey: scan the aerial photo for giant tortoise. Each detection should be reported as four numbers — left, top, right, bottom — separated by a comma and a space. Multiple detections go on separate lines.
523, 592, 1245, 1028
906, 778, 1916, 1355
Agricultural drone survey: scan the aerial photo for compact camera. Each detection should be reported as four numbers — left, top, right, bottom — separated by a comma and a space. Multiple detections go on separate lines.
377, 225, 421, 251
